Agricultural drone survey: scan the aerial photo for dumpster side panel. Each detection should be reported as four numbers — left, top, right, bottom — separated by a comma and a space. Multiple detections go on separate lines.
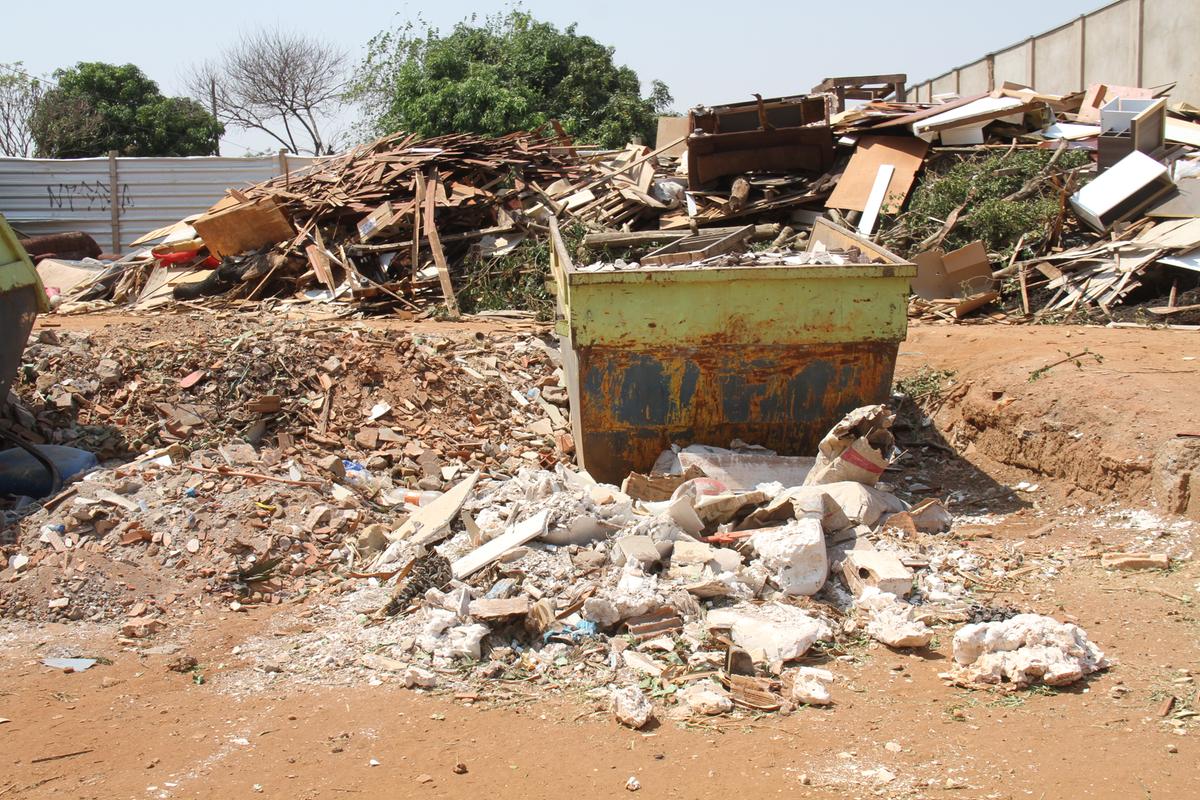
572, 340, 899, 484
566, 266, 913, 348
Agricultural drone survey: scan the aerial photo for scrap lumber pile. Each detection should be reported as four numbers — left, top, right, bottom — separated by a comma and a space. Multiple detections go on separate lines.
28, 74, 1200, 325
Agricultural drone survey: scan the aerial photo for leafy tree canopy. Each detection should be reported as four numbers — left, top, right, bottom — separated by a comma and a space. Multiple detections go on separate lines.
351, 11, 672, 148
31, 62, 222, 158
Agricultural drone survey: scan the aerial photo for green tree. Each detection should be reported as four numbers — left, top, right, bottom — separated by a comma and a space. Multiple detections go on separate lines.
350, 11, 672, 148
31, 62, 222, 158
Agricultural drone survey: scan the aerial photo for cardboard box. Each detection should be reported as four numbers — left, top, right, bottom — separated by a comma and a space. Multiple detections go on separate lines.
192, 197, 294, 258
911, 240, 993, 300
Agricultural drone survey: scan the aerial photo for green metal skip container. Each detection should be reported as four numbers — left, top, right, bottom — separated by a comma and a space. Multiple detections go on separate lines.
0, 213, 47, 404
550, 219, 916, 485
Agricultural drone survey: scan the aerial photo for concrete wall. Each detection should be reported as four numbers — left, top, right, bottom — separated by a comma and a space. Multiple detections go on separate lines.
959, 60, 991, 95
909, 0, 1199, 105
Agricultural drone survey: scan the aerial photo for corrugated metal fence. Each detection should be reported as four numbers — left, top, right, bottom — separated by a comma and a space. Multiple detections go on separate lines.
0, 153, 320, 253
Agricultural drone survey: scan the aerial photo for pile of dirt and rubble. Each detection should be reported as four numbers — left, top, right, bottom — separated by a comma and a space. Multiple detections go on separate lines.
196, 405, 1115, 724
4, 315, 569, 466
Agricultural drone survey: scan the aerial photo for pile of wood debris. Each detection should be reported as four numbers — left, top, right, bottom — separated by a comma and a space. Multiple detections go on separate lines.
31, 75, 1200, 325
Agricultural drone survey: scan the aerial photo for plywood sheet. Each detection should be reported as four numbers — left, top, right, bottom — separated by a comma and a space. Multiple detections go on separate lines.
826, 136, 928, 213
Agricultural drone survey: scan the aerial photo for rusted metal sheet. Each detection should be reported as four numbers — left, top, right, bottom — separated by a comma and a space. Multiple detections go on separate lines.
569, 341, 899, 484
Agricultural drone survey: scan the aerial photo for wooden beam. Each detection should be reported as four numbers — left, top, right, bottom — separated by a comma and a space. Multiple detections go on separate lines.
423, 169, 460, 318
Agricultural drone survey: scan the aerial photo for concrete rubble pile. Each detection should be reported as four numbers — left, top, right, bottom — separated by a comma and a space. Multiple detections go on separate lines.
0, 318, 574, 623
254, 403, 1109, 722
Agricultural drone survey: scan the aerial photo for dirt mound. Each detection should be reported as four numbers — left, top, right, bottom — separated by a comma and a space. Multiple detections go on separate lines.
899, 324, 1200, 516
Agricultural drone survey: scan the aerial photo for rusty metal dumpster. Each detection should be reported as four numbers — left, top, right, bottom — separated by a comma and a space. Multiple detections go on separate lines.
549, 219, 915, 484
0, 213, 47, 404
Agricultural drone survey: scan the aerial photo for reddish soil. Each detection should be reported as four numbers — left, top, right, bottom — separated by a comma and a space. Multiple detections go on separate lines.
1, 317, 1197, 799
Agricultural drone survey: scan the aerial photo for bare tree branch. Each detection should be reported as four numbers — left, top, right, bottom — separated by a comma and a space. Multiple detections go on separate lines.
186, 29, 348, 155
0, 63, 44, 157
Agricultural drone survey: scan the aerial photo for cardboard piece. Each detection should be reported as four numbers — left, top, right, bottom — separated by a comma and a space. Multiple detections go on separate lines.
35, 258, 105, 295
357, 201, 403, 242
655, 116, 690, 158
192, 197, 294, 258
826, 136, 929, 213
911, 240, 994, 300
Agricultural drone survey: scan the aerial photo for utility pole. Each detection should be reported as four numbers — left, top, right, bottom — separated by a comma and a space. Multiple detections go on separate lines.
210, 77, 219, 156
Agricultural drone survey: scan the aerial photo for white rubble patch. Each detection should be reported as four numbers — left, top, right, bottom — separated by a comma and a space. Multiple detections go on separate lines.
951, 614, 1109, 687
611, 686, 655, 728
749, 517, 828, 596
787, 666, 834, 706
403, 666, 438, 688
706, 602, 832, 669
446, 624, 489, 660
856, 588, 933, 649
583, 564, 666, 627
676, 679, 733, 715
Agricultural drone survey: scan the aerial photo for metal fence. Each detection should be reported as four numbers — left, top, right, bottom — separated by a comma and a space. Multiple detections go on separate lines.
0, 152, 320, 253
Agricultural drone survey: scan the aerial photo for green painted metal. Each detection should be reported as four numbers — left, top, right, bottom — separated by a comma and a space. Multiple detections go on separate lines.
557, 263, 913, 348
0, 213, 45, 300
0, 213, 45, 403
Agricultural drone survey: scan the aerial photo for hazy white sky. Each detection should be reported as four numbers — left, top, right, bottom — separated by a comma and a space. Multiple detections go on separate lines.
7, 0, 1105, 154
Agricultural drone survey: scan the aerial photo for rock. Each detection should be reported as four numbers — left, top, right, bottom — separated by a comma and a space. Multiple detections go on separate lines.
625, 776, 641, 792
452, 762, 468, 774
96, 358, 123, 386
317, 455, 346, 479
677, 680, 733, 716
1100, 552, 1170, 570
857, 588, 933, 649
611, 686, 654, 729
748, 518, 828, 596
706, 603, 832, 669
951, 614, 1109, 687
787, 666, 833, 706
121, 618, 164, 639
842, 551, 913, 598
404, 667, 439, 689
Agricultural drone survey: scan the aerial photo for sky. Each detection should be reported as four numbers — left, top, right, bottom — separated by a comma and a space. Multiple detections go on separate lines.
5, 0, 1107, 155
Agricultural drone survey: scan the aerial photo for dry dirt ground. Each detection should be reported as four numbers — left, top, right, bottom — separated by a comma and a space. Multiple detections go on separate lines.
2, 317, 1198, 800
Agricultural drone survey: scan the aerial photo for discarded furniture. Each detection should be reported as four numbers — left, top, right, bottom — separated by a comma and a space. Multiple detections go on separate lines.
812, 74, 907, 112
687, 95, 833, 187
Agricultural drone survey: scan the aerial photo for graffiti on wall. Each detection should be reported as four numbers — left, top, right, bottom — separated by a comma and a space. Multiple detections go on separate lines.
45, 181, 134, 212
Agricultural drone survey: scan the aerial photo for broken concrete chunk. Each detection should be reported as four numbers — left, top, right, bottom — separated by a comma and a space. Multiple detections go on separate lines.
856, 587, 932, 648
749, 518, 827, 596
404, 666, 438, 689
842, 550, 913, 598
950, 614, 1109, 688
677, 679, 733, 715
612, 535, 661, 568
611, 686, 654, 729
706, 602, 832, 669
788, 666, 834, 706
